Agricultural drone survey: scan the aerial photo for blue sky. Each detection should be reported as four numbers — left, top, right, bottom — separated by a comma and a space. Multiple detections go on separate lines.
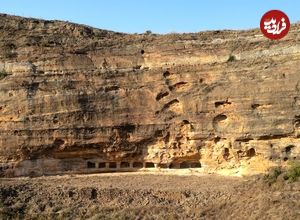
0, 0, 299, 33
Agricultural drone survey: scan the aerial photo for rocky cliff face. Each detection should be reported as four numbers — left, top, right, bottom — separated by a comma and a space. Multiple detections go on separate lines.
1, 14, 300, 176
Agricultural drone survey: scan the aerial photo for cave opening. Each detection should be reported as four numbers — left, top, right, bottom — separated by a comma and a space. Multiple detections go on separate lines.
163, 71, 171, 78
145, 162, 155, 168
87, 162, 96, 168
120, 162, 130, 168
180, 162, 190, 168
109, 162, 117, 169
159, 164, 169, 169
133, 162, 143, 168
190, 162, 201, 168
285, 145, 294, 155
237, 150, 243, 158
283, 145, 295, 161
223, 148, 230, 160
246, 148, 256, 157
98, 162, 106, 168
169, 163, 176, 169
53, 138, 64, 147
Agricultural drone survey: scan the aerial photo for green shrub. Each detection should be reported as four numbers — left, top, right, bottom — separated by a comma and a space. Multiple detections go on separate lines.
264, 160, 300, 185
284, 161, 300, 182
227, 55, 236, 62
0, 69, 8, 80
145, 30, 152, 35
264, 166, 283, 185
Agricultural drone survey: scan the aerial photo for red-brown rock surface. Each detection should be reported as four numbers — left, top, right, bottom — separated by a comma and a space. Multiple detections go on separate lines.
1, 14, 300, 176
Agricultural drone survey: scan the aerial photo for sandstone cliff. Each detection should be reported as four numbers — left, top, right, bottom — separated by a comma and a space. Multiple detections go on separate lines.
1, 14, 300, 176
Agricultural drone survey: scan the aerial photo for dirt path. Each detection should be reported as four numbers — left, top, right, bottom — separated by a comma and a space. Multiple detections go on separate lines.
1, 172, 300, 219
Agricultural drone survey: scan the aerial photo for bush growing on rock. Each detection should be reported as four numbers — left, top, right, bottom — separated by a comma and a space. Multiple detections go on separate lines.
0, 69, 8, 80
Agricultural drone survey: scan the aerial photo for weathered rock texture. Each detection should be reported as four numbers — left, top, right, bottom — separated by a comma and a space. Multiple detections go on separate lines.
1, 14, 300, 176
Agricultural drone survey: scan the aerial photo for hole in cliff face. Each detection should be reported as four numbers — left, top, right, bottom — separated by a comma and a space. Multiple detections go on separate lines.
237, 150, 243, 158
23, 81, 39, 98
223, 148, 230, 160
180, 162, 190, 168
133, 162, 143, 168
154, 130, 164, 137
190, 162, 201, 168
53, 116, 59, 124
251, 104, 260, 109
294, 116, 300, 129
140, 49, 145, 54
53, 139, 64, 147
115, 123, 136, 134
213, 114, 228, 131
159, 164, 169, 169
98, 162, 106, 168
214, 137, 221, 143
285, 145, 293, 154
77, 92, 95, 113
169, 82, 189, 91
120, 162, 130, 168
164, 132, 170, 143
215, 101, 232, 108
214, 114, 227, 122
161, 99, 180, 112
169, 163, 179, 169
91, 189, 97, 200
109, 162, 117, 169
104, 86, 120, 92
163, 71, 171, 78
246, 148, 256, 157
182, 120, 190, 125
283, 145, 294, 161
145, 162, 155, 168
156, 91, 169, 101
87, 162, 96, 168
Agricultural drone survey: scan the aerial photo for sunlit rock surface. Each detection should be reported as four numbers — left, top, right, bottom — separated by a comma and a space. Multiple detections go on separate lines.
1, 14, 300, 176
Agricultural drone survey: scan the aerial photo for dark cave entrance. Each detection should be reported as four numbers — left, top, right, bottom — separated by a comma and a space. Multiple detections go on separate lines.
98, 162, 106, 168
87, 162, 96, 168
247, 148, 256, 157
109, 162, 117, 169
223, 148, 230, 160
180, 162, 190, 168
133, 162, 143, 168
120, 162, 130, 168
145, 162, 155, 168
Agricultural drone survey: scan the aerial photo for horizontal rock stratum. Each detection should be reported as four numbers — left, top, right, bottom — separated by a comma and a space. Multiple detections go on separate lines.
1, 14, 300, 177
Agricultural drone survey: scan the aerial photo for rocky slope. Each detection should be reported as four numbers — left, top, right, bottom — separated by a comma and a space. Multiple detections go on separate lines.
1, 14, 300, 176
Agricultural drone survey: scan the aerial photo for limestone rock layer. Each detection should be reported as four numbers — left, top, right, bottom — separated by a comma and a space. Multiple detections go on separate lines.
1, 14, 300, 176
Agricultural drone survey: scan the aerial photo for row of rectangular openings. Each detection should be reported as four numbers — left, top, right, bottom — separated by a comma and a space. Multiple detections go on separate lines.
87, 161, 150, 169
169, 162, 201, 168
87, 161, 201, 169
87, 162, 96, 168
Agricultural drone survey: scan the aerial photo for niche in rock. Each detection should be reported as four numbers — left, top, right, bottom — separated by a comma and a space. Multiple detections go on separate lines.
213, 114, 228, 131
